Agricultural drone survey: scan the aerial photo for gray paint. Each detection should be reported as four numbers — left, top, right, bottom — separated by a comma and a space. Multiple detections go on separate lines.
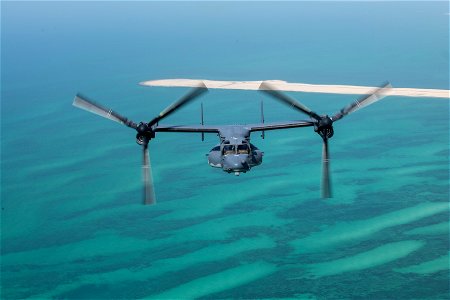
156, 122, 312, 175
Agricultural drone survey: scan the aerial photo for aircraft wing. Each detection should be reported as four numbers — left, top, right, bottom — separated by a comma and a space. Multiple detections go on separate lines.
155, 121, 314, 134
155, 125, 220, 133
248, 120, 314, 132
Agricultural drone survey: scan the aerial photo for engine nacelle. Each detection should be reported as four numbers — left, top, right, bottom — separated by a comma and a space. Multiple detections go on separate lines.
207, 146, 222, 168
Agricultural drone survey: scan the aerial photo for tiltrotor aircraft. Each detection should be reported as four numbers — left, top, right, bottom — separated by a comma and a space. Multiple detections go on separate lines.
73, 81, 391, 205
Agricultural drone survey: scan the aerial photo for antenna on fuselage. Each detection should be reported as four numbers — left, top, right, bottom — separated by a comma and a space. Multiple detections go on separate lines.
261, 100, 265, 139
200, 102, 204, 141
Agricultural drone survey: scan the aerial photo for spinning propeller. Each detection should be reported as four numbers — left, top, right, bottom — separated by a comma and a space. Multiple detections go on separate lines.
259, 81, 392, 198
73, 83, 208, 205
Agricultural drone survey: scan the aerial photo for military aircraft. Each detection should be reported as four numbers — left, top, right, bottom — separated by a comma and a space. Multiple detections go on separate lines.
73, 81, 391, 205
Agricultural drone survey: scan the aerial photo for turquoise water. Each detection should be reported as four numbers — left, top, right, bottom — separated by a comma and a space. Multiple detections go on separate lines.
1, 2, 449, 299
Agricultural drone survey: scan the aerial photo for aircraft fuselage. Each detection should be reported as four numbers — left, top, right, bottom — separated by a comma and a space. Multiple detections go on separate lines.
207, 126, 263, 175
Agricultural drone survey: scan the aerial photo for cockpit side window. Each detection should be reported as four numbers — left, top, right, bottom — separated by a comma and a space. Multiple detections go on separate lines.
237, 144, 250, 154
223, 145, 235, 155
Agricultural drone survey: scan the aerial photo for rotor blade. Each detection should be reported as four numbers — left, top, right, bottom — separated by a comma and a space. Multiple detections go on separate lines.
142, 143, 156, 205
321, 138, 332, 198
149, 82, 208, 126
259, 81, 321, 120
73, 94, 137, 129
331, 82, 392, 121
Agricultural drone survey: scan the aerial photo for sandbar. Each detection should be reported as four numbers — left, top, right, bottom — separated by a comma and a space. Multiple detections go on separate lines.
140, 79, 449, 99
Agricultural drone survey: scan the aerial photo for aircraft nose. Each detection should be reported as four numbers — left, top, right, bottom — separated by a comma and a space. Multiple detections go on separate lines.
223, 154, 249, 172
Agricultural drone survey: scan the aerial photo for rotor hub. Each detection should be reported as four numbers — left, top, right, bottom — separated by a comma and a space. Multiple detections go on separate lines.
315, 115, 334, 139
136, 122, 155, 145
137, 122, 150, 133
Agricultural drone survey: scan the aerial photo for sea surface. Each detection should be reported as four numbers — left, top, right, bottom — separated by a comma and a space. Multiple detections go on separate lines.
1, 2, 449, 299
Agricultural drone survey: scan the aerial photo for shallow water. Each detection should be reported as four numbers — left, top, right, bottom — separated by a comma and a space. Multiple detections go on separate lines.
1, 2, 449, 299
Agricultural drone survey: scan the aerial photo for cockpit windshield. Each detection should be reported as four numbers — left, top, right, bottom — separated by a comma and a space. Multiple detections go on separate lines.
223, 145, 235, 155
237, 144, 250, 154
223, 144, 250, 155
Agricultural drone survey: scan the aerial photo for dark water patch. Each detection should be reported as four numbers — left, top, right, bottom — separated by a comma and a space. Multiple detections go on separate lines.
290, 233, 398, 265
3, 191, 176, 255
221, 199, 263, 215
229, 226, 274, 239
160, 167, 292, 191
59, 258, 247, 298
57, 284, 116, 300
333, 167, 354, 174
406, 160, 449, 168
376, 133, 440, 149
340, 176, 378, 186
334, 131, 444, 161
412, 168, 449, 181
249, 171, 291, 181
207, 268, 303, 299
138, 240, 215, 263
81, 211, 212, 241
24, 146, 134, 180
279, 198, 345, 220
1, 150, 47, 182
234, 181, 317, 210
223, 192, 307, 218
157, 168, 230, 197
266, 156, 315, 170
368, 161, 449, 179
275, 140, 317, 155
395, 234, 449, 267
53, 190, 168, 222
372, 224, 447, 259
1, 270, 71, 299
1, 227, 96, 256
365, 272, 449, 300
228, 226, 294, 262
333, 146, 391, 161
2, 238, 223, 298
402, 215, 449, 237
3, 125, 120, 166
354, 183, 449, 205
228, 263, 449, 299
1, 252, 140, 299
278, 186, 448, 259
434, 149, 449, 157
266, 190, 304, 199
367, 166, 391, 172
